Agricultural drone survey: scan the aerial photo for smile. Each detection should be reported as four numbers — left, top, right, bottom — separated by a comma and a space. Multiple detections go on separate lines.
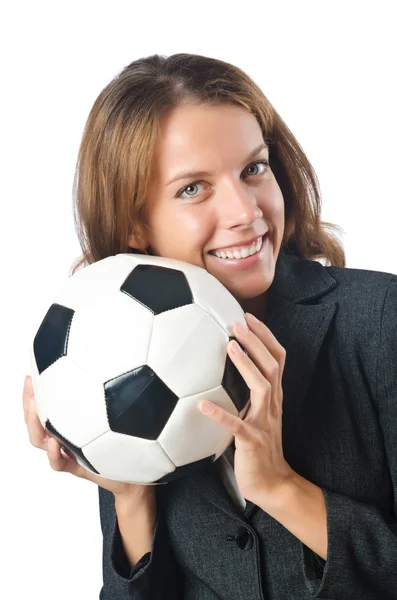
210, 235, 263, 260
208, 234, 268, 271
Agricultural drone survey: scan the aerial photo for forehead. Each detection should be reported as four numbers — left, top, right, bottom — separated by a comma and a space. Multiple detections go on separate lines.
153, 104, 266, 179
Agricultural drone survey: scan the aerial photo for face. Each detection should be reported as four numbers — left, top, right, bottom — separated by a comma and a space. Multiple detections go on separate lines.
129, 103, 285, 314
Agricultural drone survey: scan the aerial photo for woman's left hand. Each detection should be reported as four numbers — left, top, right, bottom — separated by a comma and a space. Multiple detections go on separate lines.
199, 312, 296, 507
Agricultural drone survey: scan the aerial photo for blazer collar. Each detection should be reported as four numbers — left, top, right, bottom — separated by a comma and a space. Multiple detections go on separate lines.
188, 249, 340, 520
266, 248, 338, 305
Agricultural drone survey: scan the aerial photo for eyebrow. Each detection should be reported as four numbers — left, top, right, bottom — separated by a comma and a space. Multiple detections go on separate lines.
166, 142, 269, 187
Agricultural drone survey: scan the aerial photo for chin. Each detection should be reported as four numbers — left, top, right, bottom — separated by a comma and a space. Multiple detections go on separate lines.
226, 277, 274, 303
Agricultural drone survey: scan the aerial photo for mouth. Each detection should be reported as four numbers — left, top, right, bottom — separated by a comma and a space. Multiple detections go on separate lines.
208, 234, 265, 260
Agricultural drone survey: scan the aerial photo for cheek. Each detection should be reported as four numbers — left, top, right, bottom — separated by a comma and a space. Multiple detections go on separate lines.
175, 211, 214, 246
260, 182, 285, 223
153, 210, 213, 263
274, 195, 285, 223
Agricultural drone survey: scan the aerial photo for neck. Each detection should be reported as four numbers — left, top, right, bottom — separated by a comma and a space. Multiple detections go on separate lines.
239, 292, 268, 322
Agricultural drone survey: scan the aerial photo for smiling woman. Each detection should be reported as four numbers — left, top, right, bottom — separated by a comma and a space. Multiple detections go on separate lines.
126, 102, 285, 310
23, 52, 397, 600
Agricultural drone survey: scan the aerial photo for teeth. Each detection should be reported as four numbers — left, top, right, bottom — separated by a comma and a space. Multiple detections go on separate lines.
214, 236, 263, 260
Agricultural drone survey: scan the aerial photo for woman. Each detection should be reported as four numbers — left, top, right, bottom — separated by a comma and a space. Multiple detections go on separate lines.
23, 53, 397, 599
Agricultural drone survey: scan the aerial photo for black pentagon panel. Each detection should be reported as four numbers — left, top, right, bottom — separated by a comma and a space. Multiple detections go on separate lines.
120, 265, 193, 315
105, 365, 179, 440
45, 419, 99, 474
154, 454, 216, 484
222, 336, 251, 412
33, 303, 75, 375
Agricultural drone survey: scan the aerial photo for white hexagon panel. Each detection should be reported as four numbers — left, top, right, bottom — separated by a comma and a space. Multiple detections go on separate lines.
147, 303, 229, 398
66, 290, 153, 384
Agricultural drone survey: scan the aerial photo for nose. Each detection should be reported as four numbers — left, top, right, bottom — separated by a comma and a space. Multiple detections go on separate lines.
217, 180, 263, 229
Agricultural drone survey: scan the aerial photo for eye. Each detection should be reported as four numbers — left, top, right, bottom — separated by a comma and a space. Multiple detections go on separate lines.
244, 160, 269, 177
175, 159, 270, 199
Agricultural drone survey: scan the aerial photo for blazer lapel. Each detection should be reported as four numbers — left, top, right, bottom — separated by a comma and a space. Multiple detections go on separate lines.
264, 298, 337, 441
189, 250, 339, 518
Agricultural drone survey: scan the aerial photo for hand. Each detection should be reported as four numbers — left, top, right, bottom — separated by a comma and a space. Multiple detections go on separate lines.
22, 375, 155, 504
199, 312, 295, 507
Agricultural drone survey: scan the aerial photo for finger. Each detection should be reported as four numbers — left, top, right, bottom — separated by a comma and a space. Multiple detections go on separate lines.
47, 437, 68, 471
233, 321, 280, 389
46, 438, 95, 482
23, 376, 51, 450
26, 406, 49, 451
234, 318, 285, 414
199, 399, 248, 439
245, 313, 286, 362
244, 313, 287, 390
47, 438, 84, 477
227, 339, 271, 419
22, 375, 34, 422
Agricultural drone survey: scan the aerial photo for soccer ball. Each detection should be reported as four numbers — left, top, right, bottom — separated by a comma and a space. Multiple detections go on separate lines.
30, 253, 251, 485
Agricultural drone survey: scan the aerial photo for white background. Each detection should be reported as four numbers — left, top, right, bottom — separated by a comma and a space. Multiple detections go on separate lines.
2, 1, 396, 598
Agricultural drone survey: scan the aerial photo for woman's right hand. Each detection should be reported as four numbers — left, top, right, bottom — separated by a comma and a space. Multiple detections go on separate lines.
22, 374, 155, 504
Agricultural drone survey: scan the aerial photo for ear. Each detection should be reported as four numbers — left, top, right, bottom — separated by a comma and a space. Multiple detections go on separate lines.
128, 224, 149, 251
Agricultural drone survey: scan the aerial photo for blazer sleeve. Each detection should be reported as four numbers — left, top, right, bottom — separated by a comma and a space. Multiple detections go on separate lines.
301, 274, 397, 599
97, 486, 182, 599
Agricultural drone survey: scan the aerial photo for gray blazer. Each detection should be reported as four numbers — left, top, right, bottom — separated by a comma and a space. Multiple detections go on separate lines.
97, 249, 397, 600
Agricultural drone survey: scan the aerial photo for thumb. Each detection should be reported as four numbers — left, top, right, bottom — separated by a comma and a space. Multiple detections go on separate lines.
47, 438, 87, 479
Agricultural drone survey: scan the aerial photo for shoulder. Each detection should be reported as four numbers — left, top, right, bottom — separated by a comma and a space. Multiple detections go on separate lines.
318, 263, 397, 402
322, 262, 397, 311
325, 262, 397, 294
319, 262, 397, 350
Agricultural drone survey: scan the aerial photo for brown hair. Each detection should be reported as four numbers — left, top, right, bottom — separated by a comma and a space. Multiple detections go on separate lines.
69, 52, 345, 277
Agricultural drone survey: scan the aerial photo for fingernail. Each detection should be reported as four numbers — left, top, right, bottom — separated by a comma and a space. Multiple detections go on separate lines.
229, 340, 243, 355
235, 321, 248, 335
201, 401, 214, 414
246, 312, 259, 324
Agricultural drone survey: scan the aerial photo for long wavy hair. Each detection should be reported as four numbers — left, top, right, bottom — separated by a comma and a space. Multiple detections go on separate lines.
69, 52, 345, 277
